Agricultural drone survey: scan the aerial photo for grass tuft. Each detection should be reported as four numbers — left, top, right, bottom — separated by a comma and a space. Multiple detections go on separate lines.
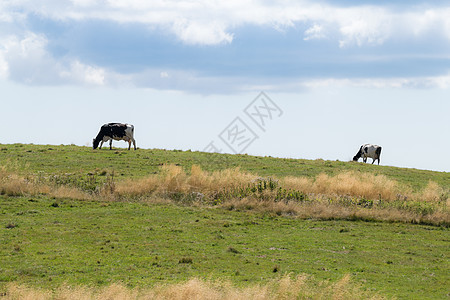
179, 257, 193, 264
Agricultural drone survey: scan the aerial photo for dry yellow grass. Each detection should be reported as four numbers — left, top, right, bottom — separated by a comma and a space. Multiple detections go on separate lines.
115, 165, 448, 225
2, 274, 384, 300
51, 185, 92, 201
421, 181, 447, 202
0, 167, 46, 196
220, 196, 449, 225
115, 165, 448, 204
1, 164, 448, 225
0, 166, 91, 200
280, 172, 405, 202
115, 164, 257, 198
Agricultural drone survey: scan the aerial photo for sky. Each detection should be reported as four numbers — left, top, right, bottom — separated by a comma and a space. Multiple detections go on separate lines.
0, 0, 449, 172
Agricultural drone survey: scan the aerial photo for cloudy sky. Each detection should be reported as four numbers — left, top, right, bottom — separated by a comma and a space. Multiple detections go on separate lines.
1, 0, 449, 172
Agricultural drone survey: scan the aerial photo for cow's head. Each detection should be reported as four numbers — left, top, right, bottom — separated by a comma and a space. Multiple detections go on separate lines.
353, 145, 363, 161
93, 138, 100, 150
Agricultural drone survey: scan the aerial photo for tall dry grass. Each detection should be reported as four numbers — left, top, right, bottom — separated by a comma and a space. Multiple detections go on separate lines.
2, 274, 384, 300
0, 166, 47, 196
115, 164, 257, 198
115, 165, 448, 204
281, 172, 404, 202
1, 164, 448, 225
221, 197, 449, 225
113, 165, 449, 226
0, 166, 91, 200
421, 181, 448, 203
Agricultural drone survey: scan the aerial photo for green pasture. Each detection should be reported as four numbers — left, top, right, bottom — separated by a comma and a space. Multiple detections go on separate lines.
1, 196, 449, 299
0, 144, 449, 299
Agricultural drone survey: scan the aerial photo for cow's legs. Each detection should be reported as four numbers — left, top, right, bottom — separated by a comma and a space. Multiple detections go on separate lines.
363, 157, 367, 163
109, 139, 113, 150
132, 139, 136, 150
128, 140, 131, 150
99, 141, 104, 149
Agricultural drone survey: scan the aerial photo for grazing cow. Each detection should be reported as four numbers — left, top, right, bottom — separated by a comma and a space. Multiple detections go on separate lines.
353, 144, 382, 165
93, 123, 136, 150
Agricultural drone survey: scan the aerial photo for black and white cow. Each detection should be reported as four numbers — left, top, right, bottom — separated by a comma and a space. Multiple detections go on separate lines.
353, 144, 382, 165
93, 123, 136, 150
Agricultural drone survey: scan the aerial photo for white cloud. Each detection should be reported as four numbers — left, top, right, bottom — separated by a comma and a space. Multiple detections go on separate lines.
304, 24, 326, 41
2, 29, 449, 93
172, 19, 233, 45
1, 1, 450, 92
1, 31, 449, 93
302, 76, 450, 90
409, 8, 450, 41
2, 1, 449, 46
0, 33, 55, 84
70, 0, 99, 7
335, 7, 391, 48
426, 73, 450, 89
0, 55, 8, 79
60, 61, 106, 85
0, 32, 107, 85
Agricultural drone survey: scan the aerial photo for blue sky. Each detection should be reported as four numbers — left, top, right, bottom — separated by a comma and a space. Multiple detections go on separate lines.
1, 0, 449, 172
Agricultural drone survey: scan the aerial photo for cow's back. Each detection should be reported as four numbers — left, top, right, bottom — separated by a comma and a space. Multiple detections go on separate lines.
362, 144, 380, 158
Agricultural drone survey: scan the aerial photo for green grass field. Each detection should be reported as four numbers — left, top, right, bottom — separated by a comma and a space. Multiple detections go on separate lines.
1, 143, 448, 189
0, 144, 449, 299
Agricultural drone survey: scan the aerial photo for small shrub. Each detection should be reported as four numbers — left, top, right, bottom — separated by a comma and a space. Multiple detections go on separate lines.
179, 257, 193, 264
5, 223, 17, 229
227, 247, 240, 254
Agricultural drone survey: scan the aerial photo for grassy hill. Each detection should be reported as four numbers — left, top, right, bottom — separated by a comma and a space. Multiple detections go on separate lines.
0, 144, 449, 299
1, 143, 448, 189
